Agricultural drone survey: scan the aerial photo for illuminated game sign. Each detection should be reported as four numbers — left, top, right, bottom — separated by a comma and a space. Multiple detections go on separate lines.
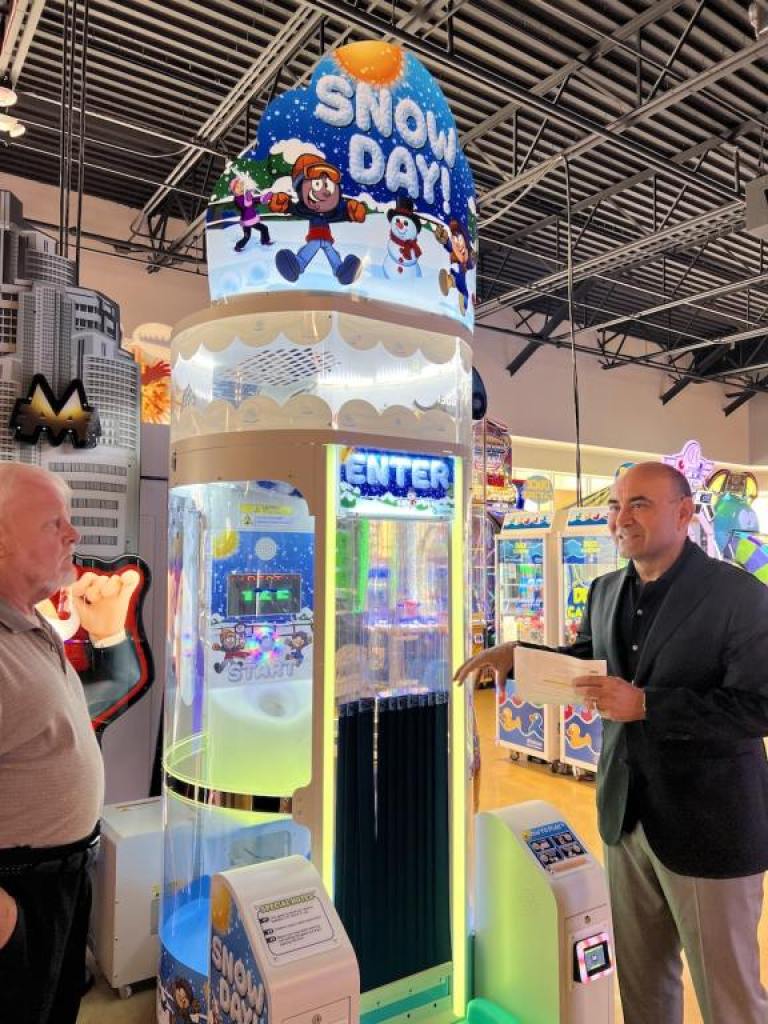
10, 374, 101, 448
206, 40, 476, 328
338, 446, 455, 518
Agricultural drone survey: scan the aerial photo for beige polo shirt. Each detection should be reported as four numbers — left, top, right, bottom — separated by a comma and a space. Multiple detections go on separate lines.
0, 598, 104, 848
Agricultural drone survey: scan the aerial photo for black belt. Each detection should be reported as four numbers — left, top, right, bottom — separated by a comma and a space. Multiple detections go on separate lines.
0, 825, 100, 876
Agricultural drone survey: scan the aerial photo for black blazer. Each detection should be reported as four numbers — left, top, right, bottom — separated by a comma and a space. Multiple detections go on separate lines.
574, 542, 768, 878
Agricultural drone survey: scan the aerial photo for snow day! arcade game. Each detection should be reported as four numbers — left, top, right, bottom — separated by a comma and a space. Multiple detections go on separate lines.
161, 40, 476, 1024
206, 40, 477, 330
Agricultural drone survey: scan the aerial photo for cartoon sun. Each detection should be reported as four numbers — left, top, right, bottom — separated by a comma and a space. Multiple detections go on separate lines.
335, 41, 405, 87
212, 528, 239, 560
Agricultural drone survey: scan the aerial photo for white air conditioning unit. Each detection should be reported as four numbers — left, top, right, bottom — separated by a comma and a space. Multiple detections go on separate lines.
90, 797, 163, 997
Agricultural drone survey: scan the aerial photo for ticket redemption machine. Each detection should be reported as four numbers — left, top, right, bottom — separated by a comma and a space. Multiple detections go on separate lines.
474, 801, 614, 1024
554, 507, 619, 775
159, 39, 476, 1024
495, 512, 558, 764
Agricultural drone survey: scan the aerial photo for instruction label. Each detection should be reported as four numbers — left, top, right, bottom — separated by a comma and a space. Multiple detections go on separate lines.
255, 889, 337, 965
523, 820, 586, 872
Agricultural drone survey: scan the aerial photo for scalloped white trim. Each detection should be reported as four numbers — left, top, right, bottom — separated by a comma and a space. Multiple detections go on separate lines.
172, 397, 461, 443
172, 309, 467, 367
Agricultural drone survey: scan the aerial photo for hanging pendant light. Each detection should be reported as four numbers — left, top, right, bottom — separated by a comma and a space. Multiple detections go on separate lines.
0, 74, 18, 107
0, 113, 17, 132
9, 122, 26, 138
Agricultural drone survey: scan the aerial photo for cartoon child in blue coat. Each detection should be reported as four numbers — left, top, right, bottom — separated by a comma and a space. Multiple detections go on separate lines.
269, 153, 367, 285
436, 218, 476, 315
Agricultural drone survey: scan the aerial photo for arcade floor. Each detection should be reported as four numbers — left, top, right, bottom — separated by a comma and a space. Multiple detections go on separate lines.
78, 687, 767, 1024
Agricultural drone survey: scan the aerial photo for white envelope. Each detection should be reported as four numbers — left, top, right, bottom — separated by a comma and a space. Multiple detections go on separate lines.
513, 646, 606, 706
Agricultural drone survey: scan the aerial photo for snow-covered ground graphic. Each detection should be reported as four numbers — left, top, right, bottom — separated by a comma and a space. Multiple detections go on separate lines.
207, 210, 476, 330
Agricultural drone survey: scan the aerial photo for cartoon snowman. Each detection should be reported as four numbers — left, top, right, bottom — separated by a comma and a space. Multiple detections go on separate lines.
383, 195, 423, 280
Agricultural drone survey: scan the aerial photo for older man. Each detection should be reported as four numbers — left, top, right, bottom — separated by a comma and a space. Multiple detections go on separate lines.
457, 462, 768, 1024
0, 464, 130, 1024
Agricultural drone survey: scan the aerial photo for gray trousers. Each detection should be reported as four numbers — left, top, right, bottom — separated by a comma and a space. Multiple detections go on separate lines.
604, 824, 767, 1024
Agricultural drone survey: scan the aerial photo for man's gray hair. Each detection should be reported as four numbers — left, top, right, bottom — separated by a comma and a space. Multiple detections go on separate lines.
0, 464, 70, 524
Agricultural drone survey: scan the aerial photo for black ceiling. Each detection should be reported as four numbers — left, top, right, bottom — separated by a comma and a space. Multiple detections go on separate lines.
3, 0, 768, 409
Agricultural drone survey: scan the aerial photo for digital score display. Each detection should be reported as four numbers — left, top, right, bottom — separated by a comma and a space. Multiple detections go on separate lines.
227, 573, 301, 619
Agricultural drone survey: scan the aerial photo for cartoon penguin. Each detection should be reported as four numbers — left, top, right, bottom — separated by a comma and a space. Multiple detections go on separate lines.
383, 195, 423, 280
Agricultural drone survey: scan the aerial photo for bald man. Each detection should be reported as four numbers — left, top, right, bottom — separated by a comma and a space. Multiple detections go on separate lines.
0, 464, 116, 1024
457, 462, 768, 1024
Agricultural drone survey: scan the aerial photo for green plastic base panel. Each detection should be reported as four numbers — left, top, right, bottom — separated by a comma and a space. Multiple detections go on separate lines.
466, 998, 521, 1024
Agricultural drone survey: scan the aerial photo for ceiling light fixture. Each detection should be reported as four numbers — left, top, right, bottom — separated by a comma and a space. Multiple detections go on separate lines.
0, 75, 18, 108
9, 122, 26, 138
0, 113, 17, 132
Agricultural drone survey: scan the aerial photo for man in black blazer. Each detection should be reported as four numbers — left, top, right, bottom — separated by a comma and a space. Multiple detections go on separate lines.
457, 462, 768, 1024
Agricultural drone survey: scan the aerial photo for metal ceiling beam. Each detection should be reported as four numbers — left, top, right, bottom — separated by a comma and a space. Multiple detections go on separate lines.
477, 32, 767, 219
0, 0, 45, 81
724, 383, 766, 416
505, 300, 573, 376
478, 201, 743, 316
654, 323, 768, 360
660, 347, 725, 404
559, 270, 768, 339
460, 0, 686, 149
24, 90, 227, 157
130, 8, 325, 235
301, 0, 739, 203
500, 121, 754, 251
479, 322, 768, 395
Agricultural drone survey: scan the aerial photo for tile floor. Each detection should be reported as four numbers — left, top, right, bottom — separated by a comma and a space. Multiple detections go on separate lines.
79, 687, 767, 1023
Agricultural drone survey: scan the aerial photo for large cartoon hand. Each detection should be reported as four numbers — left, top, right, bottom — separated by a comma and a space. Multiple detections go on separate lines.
72, 569, 141, 644
346, 199, 367, 223
434, 224, 449, 245
269, 192, 291, 214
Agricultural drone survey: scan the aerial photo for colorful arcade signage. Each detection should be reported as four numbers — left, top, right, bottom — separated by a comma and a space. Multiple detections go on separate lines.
205, 40, 477, 328
10, 374, 101, 448
338, 446, 455, 518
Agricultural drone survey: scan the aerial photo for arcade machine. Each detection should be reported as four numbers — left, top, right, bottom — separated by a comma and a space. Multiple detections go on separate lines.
706, 468, 760, 557
495, 510, 559, 765
474, 801, 615, 1024
160, 39, 476, 1024
554, 503, 620, 777
471, 419, 517, 656
663, 440, 720, 558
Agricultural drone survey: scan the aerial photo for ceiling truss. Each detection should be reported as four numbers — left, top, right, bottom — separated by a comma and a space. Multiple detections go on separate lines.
3, 0, 768, 409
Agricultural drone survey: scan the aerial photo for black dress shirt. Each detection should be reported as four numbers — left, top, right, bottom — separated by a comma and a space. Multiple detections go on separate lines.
614, 539, 695, 831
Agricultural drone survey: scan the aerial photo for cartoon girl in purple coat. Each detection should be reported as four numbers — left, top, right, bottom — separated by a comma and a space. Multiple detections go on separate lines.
230, 177, 274, 252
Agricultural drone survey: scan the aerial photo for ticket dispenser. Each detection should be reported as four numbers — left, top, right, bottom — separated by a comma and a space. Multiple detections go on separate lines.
474, 801, 614, 1024
207, 855, 359, 1024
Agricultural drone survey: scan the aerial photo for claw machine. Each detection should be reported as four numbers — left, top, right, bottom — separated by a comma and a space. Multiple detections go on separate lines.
556, 505, 621, 775
495, 511, 558, 763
